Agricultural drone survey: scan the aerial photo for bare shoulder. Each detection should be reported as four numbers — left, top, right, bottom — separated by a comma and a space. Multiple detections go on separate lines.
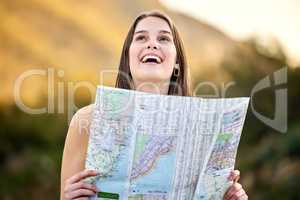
61, 103, 96, 169
72, 103, 95, 122
62, 104, 96, 156
69, 104, 95, 136
75, 103, 95, 116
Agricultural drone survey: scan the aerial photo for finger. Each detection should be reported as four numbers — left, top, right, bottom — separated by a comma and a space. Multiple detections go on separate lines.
66, 170, 99, 185
226, 186, 243, 199
240, 193, 248, 200
223, 183, 243, 200
229, 189, 246, 200
66, 181, 98, 193
233, 172, 240, 183
228, 170, 240, 182
66, 189, 96, 199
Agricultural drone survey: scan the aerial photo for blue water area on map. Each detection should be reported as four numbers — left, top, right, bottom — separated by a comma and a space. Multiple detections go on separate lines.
92, 135, 134, 199
130, 150, 176, 194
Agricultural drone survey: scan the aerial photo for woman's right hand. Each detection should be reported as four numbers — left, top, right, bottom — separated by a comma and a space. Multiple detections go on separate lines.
64, 170, 99, 200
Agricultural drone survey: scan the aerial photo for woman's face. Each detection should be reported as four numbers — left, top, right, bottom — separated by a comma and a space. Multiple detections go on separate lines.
129, 16, 177, 87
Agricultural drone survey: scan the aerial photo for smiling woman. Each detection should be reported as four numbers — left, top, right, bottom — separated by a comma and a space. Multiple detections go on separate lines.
115, 11, 191, 96
60, 10, 248, 200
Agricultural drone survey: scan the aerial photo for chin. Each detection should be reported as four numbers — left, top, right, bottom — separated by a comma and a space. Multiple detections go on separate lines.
136, 75, 171, 85
131, 63, 172, 82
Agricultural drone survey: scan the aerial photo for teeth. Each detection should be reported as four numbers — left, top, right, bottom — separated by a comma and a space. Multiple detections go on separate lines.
141, 55, 162, 63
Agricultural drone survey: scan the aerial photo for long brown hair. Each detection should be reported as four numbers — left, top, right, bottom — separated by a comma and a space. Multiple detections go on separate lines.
115, 10, 191, 96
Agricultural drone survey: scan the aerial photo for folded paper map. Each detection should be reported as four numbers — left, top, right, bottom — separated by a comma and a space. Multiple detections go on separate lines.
84, 86, 249, 200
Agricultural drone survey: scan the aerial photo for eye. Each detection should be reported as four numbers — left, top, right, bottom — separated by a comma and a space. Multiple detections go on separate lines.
135, 35, 146, 41
158, 35, 171, 42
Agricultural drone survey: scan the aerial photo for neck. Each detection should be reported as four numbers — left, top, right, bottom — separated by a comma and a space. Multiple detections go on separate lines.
134, 81, 170, 95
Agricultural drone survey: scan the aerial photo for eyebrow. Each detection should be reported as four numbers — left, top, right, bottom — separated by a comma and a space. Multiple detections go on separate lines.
159, 30, 172, 35
134, 30, 172, 35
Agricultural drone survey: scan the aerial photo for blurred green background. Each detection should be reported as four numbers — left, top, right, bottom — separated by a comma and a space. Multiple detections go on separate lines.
0, 0, 299, 199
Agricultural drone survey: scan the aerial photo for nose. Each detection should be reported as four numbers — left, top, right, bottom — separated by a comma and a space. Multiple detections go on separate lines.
146, 39, 159, 50
147, 45, 158, 50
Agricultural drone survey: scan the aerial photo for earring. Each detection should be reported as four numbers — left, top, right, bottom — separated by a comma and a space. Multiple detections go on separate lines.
173, 64, 180, 77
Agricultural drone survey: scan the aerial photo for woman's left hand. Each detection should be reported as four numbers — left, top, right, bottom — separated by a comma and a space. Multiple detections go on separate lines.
223, 170, 248, 200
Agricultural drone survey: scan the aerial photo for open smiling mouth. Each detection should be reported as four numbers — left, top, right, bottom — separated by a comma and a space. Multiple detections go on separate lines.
140, 55, 163, 64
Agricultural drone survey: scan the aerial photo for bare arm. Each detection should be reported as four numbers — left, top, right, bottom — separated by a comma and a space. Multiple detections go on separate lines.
60, 104, 96, 200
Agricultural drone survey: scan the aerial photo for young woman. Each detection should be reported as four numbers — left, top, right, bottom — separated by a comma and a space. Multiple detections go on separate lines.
61, 10, 248, 200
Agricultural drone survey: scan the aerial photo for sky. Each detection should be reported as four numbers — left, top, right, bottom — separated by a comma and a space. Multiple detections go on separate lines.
160, 0, 300, 66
